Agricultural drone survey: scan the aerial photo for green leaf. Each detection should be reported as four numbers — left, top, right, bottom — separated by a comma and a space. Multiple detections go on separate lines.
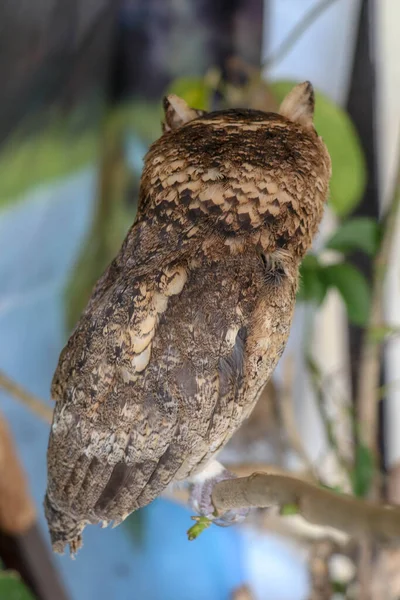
298, 255, 328, 305
0, 572, 35, 600
280, 503, 299, 516
320, 483, 343, 494
332, 581, 348, 594
270, 81, 367, 217
326, 217, 381, 256
167, 77, 213, 111
350, 443, 375, 497
187, 515, 212, 540
368, 324, 400, 343
321, 263, 370, 326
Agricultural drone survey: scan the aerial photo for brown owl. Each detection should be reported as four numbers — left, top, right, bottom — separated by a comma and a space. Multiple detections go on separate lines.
45, 82, 331, 554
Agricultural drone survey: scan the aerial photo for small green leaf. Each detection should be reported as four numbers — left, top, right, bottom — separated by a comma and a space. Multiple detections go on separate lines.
332, 581, 348, 594
270, 81, 367, 216
0, 572, 35, 600
368, 325, 400, 343
326, 217, 381, 256
187, 515, 212, 541
280, 503, 299, 516
320, 483, 343, 494
321, 263, 370, 326
167, 77, 213, 111
350, 443, 375, 497
298, 255, 329, 305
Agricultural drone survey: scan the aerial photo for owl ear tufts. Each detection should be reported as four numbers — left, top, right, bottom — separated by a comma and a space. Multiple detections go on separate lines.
278, 81, 315, 129
162, 95, 203, 132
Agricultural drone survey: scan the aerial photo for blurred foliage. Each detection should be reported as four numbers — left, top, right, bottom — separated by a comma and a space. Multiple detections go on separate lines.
0, 101, 161, 213
0, 115, 99, 208
0, 571, 35, 600
279, 503, 299, 516
298, 216, 380, 326
298, 255, 328, 306
350, 442, 375, 498
167, 76, 214, 111
64, 100, 164, 330
326, 217, 381, 256
321, 263, 370, 326
299, 258, 371, 326
105, 102, 163, 146
368, 324, 400, 344
65, 119, 133, 330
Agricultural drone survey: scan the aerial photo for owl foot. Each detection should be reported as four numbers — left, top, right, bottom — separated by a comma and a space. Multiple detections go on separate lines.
188, 461, 249, 527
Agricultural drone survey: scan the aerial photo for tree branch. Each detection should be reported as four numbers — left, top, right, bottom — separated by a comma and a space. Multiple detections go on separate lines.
0, 370, 52, 424
211, 472, 400, 540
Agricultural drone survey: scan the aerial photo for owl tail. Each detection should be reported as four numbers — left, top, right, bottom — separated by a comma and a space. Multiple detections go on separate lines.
44, 493, 85, 557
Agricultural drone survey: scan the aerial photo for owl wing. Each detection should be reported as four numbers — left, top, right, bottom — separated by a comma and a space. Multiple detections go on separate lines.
46, 247, 254, 544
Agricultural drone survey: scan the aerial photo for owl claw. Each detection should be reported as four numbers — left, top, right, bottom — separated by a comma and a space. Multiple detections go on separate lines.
188, 465, 249, 527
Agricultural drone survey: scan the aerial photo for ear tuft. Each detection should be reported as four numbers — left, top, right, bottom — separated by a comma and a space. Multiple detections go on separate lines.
278, 81, 315, 129
162, 95, 203, 132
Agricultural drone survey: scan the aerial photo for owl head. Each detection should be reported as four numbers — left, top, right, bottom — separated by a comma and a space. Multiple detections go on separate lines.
141, 82, 331, 259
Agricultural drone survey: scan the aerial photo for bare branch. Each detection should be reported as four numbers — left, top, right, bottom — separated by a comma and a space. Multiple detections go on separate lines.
357, 136, 400, 461
211, 472, 400, 540
0, 370, 52, 424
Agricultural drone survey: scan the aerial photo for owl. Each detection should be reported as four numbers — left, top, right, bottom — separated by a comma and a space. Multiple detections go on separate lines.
45, 82, 331, 554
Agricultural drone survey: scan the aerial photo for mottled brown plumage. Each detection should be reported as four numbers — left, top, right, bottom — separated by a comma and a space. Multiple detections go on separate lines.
45, 82, 331, 554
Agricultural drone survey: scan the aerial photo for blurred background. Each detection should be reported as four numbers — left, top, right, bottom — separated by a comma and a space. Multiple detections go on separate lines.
0, 0, 399, 598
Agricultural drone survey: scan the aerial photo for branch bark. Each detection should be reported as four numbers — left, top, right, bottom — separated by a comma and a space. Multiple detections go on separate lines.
211, 472, 400, 541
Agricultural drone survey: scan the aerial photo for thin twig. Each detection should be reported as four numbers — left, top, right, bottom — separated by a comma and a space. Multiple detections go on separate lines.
211, 472, 400, 541
0, 370, 52, 424
306, 355, 351, 480
357, 137, 400, 462
278, 356, 318, 478
263, 0, 340, 70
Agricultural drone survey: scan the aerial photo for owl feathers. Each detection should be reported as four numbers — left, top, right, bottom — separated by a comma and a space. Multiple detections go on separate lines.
45, 82, 331, 554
